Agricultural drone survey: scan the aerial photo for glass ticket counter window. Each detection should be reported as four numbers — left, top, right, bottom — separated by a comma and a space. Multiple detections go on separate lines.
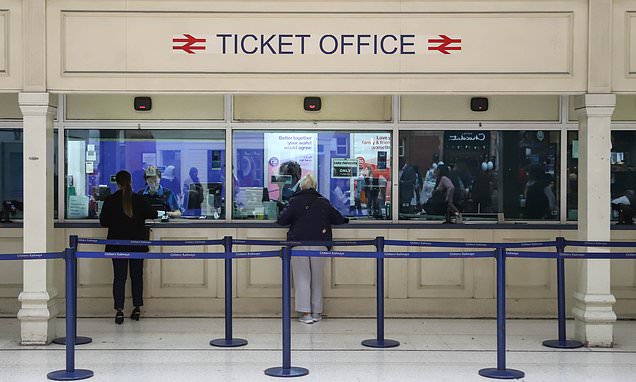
399, 130, 559, 221
568, 131, 636, 222
232, 130, 392, 220
65, 129, 225, 220
0, 129, 24, 221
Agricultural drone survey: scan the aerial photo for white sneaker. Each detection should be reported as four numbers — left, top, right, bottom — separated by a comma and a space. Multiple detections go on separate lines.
298, 314, 314, 324
312, 314, 322, 322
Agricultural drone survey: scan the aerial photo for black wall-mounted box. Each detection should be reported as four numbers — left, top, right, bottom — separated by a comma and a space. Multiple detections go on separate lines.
470, 97, 488, 112
134, 96, 152, 111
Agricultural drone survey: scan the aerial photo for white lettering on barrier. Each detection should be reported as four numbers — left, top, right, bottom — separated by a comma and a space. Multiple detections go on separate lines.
319, 251, 345, 256
234, 252, 266, 257
107, 253, 131, 257
383, 252, 410, 257
17, 253, 46, 259
168, 253, 197, 258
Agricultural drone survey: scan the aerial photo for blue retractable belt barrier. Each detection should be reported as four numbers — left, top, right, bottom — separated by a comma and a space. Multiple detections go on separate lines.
232, 250, 281, 259
265, 247, 309, 377
382, 251, 495, 259
210, 236, 249, 348
48, 247, 94, 381
384, 239, 556, 249
479, 247, 525, 380
542, 237, 584, 350
232, 239, 375, 247
77, 238, 224, 246
0, 252, 64, 260
565, 240, 636, 248
291, 250, 378, 258
53, 236, 93, 347
76, 251, 227, 260
362, 236, 400, 349
505, 251, 558, 259
561, 252, 636, 259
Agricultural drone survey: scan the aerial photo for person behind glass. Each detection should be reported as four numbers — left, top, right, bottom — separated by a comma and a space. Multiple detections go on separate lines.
612, 189, 636, 225
523, 164, 550, 219
279, 160, 302, 202
138, 165, 181, 219
183, 167, 204, 215
160, 165, 181, 200
99, 171, 157, 324
276, 174, 349, 324
428, 163, 460, 223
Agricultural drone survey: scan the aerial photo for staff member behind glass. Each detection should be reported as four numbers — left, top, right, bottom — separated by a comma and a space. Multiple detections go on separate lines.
276, 174, 349, 324
138, 166, 181, 219
100, 171, 157, 324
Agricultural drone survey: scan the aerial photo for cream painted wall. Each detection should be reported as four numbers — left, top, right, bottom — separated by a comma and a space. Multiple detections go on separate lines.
234, 95, 391, 121
44, 0, 588, 93
0, 93, 20, 119
568, 95, 636, 121
0, 1, 22, 91
66, 94, 224, 120
400, 95, 560, 121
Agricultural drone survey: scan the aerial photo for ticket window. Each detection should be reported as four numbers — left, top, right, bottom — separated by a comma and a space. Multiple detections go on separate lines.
398, 130, 560, 222
232, 130, 392, 220
64, 129, 226, 220
567, 131, 636, 222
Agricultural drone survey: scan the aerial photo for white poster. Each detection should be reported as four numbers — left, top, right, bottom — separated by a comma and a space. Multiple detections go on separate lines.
264, 132, 317, 200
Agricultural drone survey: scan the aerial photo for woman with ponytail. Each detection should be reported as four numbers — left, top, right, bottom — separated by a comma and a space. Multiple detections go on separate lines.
100, 170, 157, 324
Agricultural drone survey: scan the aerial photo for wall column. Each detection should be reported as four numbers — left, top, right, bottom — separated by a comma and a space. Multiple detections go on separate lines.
572, 93, 616, 347
17, 92, 57, 344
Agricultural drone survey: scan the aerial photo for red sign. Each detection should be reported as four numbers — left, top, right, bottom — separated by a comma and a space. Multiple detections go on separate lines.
427, 35, 462, 55
172, 34, 206, 54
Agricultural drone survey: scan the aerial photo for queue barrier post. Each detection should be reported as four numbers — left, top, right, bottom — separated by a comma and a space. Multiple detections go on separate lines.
265, 247, 309, 378
542, 237, 583, 349
478, 247, 525, 380
210, 236, 248, 347
362, 236, 399, 348
47, 247, 93, 381
53, 235, 93, 346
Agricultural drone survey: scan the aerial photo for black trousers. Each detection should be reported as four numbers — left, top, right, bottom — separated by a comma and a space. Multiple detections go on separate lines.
112, 259, 144, 310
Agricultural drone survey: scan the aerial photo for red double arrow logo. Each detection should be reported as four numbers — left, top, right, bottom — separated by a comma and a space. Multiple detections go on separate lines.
428, 35, 462, 55
172, 34, 206, 54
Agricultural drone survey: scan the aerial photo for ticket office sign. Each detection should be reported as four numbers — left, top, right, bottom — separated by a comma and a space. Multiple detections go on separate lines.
61, 11, 574, 75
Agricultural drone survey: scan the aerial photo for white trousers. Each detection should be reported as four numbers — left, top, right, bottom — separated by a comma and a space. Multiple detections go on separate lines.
291, 246, 328, 314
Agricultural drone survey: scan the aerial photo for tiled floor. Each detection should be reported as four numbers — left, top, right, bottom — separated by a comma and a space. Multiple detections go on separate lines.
1, 318, 636, 381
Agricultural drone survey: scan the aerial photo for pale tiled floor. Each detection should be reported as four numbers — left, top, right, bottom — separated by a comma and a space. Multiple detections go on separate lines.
1, 318, 636, 381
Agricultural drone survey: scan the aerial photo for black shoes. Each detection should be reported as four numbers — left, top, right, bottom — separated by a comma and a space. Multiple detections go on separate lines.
131, 307, 141, 321
115, 310, 124, 325
115, 307, 140, 324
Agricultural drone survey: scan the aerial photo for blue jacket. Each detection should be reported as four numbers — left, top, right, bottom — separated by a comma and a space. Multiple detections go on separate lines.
277, 189, 348, 242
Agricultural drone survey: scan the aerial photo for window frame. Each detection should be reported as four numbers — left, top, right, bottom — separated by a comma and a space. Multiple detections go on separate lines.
52, 94, 614, 225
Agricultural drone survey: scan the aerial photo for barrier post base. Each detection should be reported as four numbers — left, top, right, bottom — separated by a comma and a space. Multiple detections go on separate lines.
52, 336, 93, 346
542, 339, 584, 349
47, 369, 94, 381
264, 367, 309, 378
361, 339, 400, 348
209, 338, 248, 347
478, 368, 525, 380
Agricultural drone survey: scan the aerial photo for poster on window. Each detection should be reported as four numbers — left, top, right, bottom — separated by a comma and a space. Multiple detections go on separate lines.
352, 133, 391, 176
352, 132, 392, 201
264, 132, 317, 200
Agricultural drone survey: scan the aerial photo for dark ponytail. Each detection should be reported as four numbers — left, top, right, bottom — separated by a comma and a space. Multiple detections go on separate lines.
115, 170, 133, 218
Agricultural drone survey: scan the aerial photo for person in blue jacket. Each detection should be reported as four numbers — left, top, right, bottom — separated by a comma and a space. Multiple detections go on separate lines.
138, 166, 181, 219
276, 173, 349, 324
